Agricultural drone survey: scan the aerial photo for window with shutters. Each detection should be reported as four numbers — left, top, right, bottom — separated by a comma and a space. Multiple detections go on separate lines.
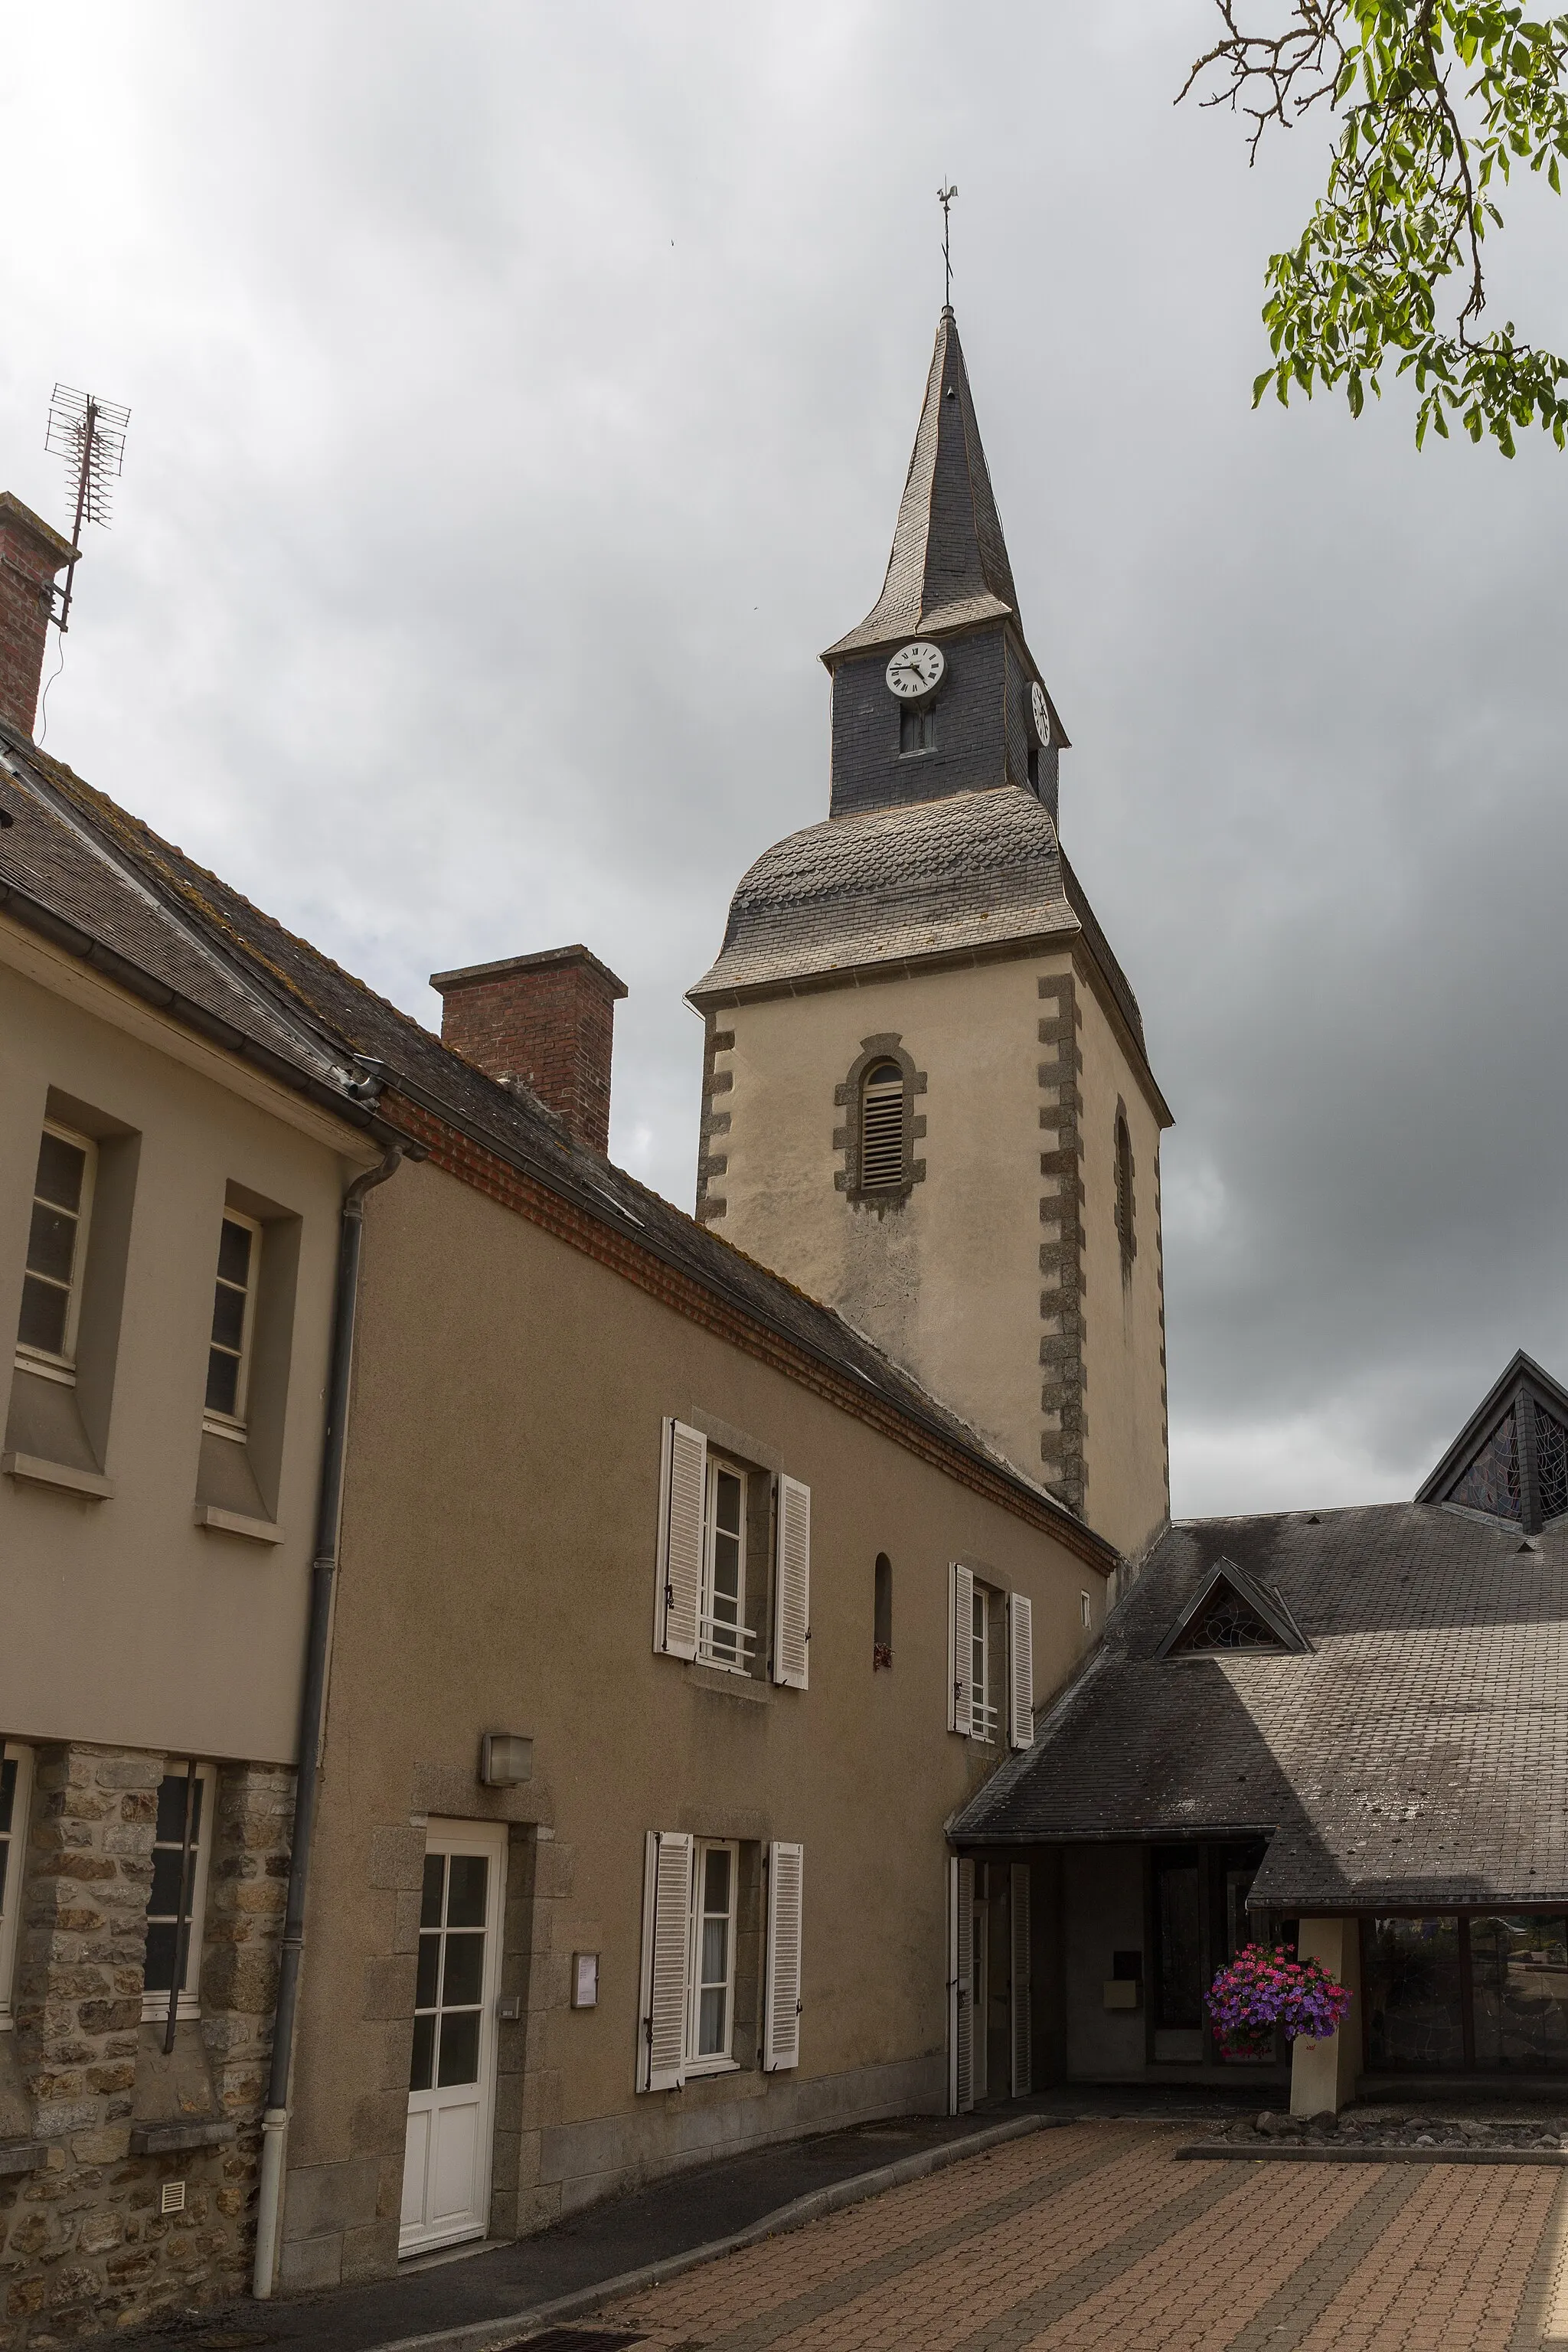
0, 1745, 33, 2028
970, 1585, 998, 1744
688, 1841, 740, 2073
700, 1460, 753, 1672
14, 1122, 96, 1380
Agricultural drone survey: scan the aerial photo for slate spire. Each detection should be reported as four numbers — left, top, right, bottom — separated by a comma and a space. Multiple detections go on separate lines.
823, 308, 1021, 662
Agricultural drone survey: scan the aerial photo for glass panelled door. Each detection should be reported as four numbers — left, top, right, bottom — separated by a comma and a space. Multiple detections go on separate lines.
400, 1821, 507, 2256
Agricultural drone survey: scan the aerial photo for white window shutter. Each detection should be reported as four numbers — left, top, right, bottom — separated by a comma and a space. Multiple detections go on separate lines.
949, 1563, 974, 1736
637, 1830, 693, 2091
763, 1841, 804, 2070
1011, 1862, 1032, 2096
1008, 1591, 1034, 1750
773, 1477, 811, 1689
949, 1855, 975, 2114
655, 1420, 705, 1660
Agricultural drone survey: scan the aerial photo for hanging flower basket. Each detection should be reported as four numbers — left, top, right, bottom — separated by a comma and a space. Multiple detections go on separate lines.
1206, 1943, 1352, 2059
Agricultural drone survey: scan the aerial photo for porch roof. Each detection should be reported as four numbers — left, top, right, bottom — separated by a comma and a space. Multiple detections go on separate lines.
955, 1501, 1568, 1913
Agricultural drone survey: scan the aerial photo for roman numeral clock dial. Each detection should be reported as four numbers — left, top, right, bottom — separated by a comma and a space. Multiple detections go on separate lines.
885, 640, 945, 700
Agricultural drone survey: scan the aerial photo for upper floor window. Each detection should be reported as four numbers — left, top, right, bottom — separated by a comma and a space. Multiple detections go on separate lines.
860, 1062, 906, 1191
15, 1122, 96, 1379
899, 704, 935, 754
204, 1210, 262, 1434
701, 1459, 752, 1671
1114, 1112, 1136, 1276
874, 1552, 893, 1670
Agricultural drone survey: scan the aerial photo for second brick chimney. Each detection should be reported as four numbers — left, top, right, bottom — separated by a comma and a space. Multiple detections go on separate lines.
430, 945, 628, 1156
0, 495, 76, 740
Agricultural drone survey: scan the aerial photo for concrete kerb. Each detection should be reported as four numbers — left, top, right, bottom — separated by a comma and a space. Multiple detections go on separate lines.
1178, 2141, 1568, 2165
374, 2111, 1064, 2352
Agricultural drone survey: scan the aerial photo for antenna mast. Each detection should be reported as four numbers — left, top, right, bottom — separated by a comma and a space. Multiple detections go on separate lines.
938, 182, 958, 311
45, 384, 131, 633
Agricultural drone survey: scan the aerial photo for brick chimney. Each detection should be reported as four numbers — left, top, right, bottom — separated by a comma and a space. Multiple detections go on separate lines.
0, 495, 76, 740
430, 945, 628, 1155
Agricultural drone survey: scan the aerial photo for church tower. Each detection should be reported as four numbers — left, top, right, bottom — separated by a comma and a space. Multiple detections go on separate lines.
688, 310, 1172, 1556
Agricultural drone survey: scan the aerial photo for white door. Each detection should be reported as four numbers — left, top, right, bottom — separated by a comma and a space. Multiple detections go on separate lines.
400, 1820, 506, 2256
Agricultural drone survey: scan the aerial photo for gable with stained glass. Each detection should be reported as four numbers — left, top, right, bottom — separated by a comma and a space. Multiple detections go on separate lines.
1444, 1409, 1521, 1521
1168, 1576, 1289, 1657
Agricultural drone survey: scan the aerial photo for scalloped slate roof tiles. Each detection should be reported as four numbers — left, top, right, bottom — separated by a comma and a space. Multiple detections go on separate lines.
956, 1501, 1568, 1910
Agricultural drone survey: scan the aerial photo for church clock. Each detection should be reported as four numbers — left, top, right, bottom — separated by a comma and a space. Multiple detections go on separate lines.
1031, 680, 1052, 748
885, 641, 945, 701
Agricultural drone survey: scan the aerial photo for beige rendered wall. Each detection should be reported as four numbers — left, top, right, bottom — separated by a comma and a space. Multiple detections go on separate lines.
281, 1158, 1108, 2278
0, 927, 364, 1762
704, 946, 1168, 1557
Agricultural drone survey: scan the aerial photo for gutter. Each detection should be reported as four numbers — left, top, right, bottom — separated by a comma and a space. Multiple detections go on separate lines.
253, 1140, 404, 2299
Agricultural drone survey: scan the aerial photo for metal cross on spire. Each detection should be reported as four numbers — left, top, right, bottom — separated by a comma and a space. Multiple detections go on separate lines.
938, 182, 958, 311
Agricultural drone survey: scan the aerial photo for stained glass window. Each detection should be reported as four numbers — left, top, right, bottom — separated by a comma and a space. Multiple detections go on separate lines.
1444, 1409, 1521, 1521
1536, 1405, 1568, 1524
1169, 1579, 1286, 1655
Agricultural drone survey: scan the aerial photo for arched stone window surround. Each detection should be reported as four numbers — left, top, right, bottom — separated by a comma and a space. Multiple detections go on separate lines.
1112, 1098, 1136, 1281
833, 1034, 926, 1203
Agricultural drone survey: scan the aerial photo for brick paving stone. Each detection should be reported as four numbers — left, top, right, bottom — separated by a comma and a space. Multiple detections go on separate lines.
593, 2125, 1568, 2352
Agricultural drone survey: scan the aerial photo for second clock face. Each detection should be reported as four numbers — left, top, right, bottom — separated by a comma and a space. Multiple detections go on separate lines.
885, 640, 946, 700
1031, 681, 1052, 748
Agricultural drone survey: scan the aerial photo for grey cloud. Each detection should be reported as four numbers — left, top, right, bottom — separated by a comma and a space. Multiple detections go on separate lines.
3, 2, 1563, 1518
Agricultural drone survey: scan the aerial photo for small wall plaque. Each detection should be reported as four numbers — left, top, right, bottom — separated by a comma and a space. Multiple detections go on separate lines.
572, 1951, 599, 2009
1102, 1979, 1139, 2011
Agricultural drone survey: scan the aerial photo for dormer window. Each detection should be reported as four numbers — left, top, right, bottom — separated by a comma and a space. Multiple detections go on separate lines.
860, 1063, 906, 1190
899, 704, 935, 755
1157, 1558, 1311, 1658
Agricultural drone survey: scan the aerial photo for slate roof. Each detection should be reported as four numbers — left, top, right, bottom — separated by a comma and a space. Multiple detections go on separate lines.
688, 784, 1154, 1070
954, 1501, 1568, 1911
0, 719, 1107, 1561
822, 309, 1022, 663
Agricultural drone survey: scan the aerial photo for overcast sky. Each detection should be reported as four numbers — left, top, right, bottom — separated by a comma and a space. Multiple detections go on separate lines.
5, 3, 1567, 1519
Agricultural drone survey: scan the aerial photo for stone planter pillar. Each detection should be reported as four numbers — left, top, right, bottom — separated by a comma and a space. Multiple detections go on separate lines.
1289, 1918, 1361, 2116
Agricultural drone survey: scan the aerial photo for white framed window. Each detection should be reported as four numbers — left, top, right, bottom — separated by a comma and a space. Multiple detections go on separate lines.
1080, 1590, 1092, 1629
15, 1122, 96, 1383
687, 1840, 740, 2074
700, 1460, 753, 1672
0, 1744, 34, 2027
203, 1210, 263, 1436
971, 1586, 998, 1745
142, 1764, 215, 2023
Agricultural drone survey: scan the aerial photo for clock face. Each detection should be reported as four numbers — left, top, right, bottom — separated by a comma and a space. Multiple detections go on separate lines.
885, 640, 946, 701
1031, 681, 1052, 748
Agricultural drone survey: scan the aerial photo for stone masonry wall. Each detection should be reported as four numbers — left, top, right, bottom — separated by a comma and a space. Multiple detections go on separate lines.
0, 1746, 292, 2347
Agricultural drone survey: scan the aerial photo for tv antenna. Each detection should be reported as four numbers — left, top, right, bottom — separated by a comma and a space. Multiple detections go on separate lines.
938, 183, 958, 310
45, 384, 131, 634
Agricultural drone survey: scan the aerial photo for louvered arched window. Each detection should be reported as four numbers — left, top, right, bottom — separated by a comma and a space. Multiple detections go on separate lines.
860, 1061, 906, 1191
1113, 1111, 1135, 1275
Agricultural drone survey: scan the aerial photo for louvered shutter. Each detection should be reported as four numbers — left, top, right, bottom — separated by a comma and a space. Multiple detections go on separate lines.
1010, 1862, 1032, 2096
637, 1830, 693, 2091
949, 1855, 975, 2114
949, 1563, 974, 1735
763, 1841, 804, 2070
1008, 1591, 1034, 1750
655, 1420, 705, 1660
773, 1476, 811, 1689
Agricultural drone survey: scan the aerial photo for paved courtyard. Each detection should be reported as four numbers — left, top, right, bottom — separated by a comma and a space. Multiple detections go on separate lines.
589, 2122, 1568, 2352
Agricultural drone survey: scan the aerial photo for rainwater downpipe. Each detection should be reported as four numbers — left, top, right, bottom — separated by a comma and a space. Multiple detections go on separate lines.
253, 1139, 403, 2300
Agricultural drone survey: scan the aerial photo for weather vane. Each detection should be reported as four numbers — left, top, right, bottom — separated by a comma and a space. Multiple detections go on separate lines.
44, 384, 131, 635
938, 183, 958, 310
